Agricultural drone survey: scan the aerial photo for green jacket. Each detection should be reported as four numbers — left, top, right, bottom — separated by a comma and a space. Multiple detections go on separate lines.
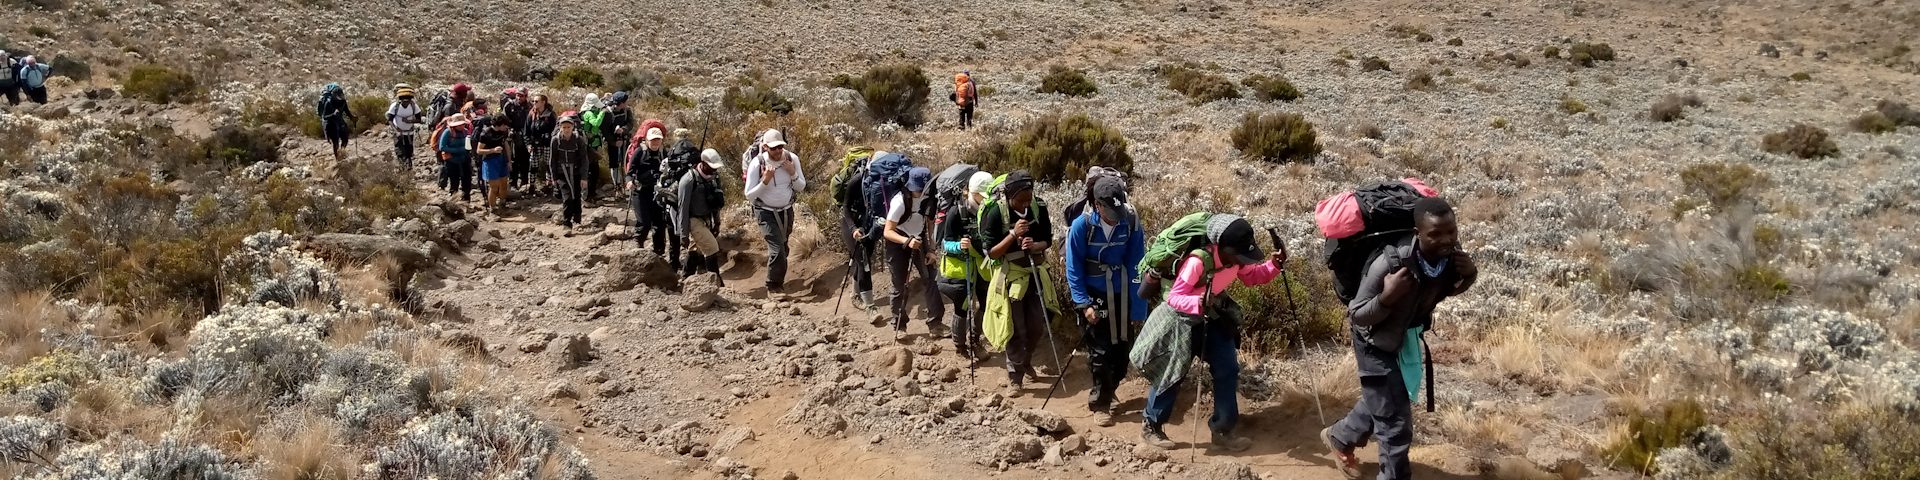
581, 109, 606, 148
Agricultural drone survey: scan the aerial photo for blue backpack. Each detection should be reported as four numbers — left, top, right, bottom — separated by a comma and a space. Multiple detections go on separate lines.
859, 152, 916, 236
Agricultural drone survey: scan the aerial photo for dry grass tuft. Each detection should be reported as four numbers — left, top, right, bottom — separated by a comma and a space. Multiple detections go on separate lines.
259, 417, 356, 480
1, 291, 62, 365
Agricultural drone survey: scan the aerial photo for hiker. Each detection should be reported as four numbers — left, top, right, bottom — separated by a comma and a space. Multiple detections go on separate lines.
628, 127, 682, 271
431, 84, 475, 191
936, 171, 995, 358
580, 94, 607, 201
1, 52, 20, 106
475, 114, 513, 215
1323, 197, 1475, 480
526, 94, 558, 197
978, 170, 1057, 397
503, 88, 533, 191
1063, 176, 1147, 427
317, 83, 355, 160
601, 92, 635, 189
1132, 214, 1283, 452
828, 147, 880, 310
447, 83, 474, 120
436, 113, 475, 202
675, 149, 729, 284
951, 71, 978, 129
880, 166, 949, 342
743, 129, 806, 294
386, 84, 423, 168
18, 56, 48, 105
550, 113, 591, 232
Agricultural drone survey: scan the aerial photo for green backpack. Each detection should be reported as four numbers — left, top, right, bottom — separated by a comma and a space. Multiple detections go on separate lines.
973, 173, 1050, 244
1136, 211, 1220, 302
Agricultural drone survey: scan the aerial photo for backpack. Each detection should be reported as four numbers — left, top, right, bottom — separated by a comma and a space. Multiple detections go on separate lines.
315, 91, 342, 119
1061, 166, 1126, 226
1136, 211, 1219, 286
655, 141, 701, 207
861, 152, 917, 234
829, 147, 876, 210
424, 91, 452, 130
933, 163, 980, 208
625, 118, 669, 161
1317, 178, 1439, 303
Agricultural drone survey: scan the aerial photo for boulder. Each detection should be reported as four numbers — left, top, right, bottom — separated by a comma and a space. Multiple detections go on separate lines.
550, 333, 594, 370
596, 249, 677, 293
866, 347, 914, 378
1060, 434, 1086, 454
986, 435, 1045, 465
682, 274, 722, 312
1014, 408, 1070, 434
518, 330, 557, 353
595, 379, 628, 398
542, 380, 577, 400
438, 219, 479, 246
778, 384, 850, 438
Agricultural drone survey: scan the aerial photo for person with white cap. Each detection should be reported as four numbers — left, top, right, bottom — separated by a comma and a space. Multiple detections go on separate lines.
881, 165, 949, 342
743, 128, 806, 294
675, 148, 730, 284
627, 126, 681, 271
579, 93, 607, 201
18, 56, 49, 105
435, 113, 476, 203
0, 51, 20, 106
549, 111, 592, 232
936, 171, 997, 358
386, 84, 423, 168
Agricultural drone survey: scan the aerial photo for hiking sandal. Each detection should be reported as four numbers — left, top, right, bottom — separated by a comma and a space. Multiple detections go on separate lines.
1322, 427, 1362, 479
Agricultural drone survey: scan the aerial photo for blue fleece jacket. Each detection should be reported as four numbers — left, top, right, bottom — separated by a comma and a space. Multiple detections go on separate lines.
1064, 210, 1148, 321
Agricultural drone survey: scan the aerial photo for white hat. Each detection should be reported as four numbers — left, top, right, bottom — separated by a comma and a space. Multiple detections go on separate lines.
445, 113, 470, 127
968, 171, 995, 194
645, 127, 664, 141
761, 129, 787, 149
701, 149, 726, 170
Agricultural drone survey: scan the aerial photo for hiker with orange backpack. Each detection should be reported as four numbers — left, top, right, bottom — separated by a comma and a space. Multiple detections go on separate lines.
951, 71, 978, 129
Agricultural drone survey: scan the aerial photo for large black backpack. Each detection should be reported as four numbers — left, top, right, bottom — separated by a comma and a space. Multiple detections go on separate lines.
860, 152, 917, 236
1323, 180, 1436, 304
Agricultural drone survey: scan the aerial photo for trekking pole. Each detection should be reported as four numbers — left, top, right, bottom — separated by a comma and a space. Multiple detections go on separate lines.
1191, 322, 1205, 462
1267, 227, 1324, 426
964, 250, 978, 382
1035, 260, 1068, 409
832, 255, 851, 318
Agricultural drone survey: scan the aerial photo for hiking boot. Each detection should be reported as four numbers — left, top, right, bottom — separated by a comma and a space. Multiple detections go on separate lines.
926, 321, 952, 339
1004, 383, 1023, 398
893, 329, 909, 343
1211, 432, 1253, 452
1092, 409, 1116, 427
1323, 427, 1362, 479
1141, 424, 1176, 449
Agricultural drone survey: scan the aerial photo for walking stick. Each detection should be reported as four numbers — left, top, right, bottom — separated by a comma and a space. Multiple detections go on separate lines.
964, 244, 979, 383
832, 255, 852, 318
1036, 260, 1068, 409
1267, 227, 1324, 425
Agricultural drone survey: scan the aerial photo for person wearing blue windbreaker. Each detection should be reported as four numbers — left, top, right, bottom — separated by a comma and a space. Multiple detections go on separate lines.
1062, 176, 1148, 427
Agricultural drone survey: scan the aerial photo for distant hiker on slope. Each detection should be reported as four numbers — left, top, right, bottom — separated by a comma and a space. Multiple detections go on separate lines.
550, 113, 591, 233
951, 71, 978, 130
18, 56, 49, 105
526, 94, 558, 197
317, 83, 355, 161
1063, 176, 1147, 427
882, 166, 949, 342
1323, 197, 1475, 480
978, 170, 1057, 398
744, 129, 806, 296
1, 52, 21, 106
386, 84, 423, 168
1130, 213, 1283, 452
676, 149, 729, 285
502, 88, 533, 192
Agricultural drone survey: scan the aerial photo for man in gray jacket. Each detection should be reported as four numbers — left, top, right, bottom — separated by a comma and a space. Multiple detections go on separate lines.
676, 149, 728, 285
1323, 197, 1476, 480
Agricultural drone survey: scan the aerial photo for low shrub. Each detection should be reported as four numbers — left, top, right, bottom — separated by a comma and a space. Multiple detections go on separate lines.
723, 84, 792, 116
1230, 259, 1346, 355
1569, 42, 1615, 67
547, 66, 604, 89
1543, 45, 1561, 59
1734, 263, 1791, 300
346, 95, 389, 134
1788, 71, 1812, 82
1241, 74, 1300, 102
1603, 399, 1707, 475
1679, 162, 1767, 209
1037, 65, 1098, 97
1650, 94, 1703, 122
1852, 112, 1897, 134
1157, 64, 1239, 104
1446, 37, 1464, 46
1726, 405, 1920, 479
1359, 56, 1391, 72
1230, 112, 1321, 164
123, 65, 199, 104
1404, 70, 1436, 91
199, 124, 284, 168
1761, 124, 1838, 159
1559, 96, 1588, 114
966, 113, 1132, 184
838, 64, 932, 128
1876, 100, 1920, 126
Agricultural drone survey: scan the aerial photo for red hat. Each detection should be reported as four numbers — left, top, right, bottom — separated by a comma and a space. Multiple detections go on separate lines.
452, 83, 471, 95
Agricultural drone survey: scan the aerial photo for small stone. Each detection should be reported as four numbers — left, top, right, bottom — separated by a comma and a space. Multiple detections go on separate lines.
866, 347, 914, 378
781, 471, 799, 480
542, 380, 577, 400
1132, 444, 1170, 462
938, 367, 961, 382
519, 330, 557, 353
713, 427, 755, 453
869, 434, 884, 444
1015, 408, 1070, 434
589, 327, 617, 344
1061, 434, 1087, 454
595, 380, 628, 398
730, 387, 748, 398
1043, 444, 1064, 466
583, 370, 610, 384
944, 396, 968, 413
1092, 456, 1110, 467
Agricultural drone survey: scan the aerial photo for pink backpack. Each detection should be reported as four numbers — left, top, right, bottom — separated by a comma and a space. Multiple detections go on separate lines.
1314, 178, 1438, 239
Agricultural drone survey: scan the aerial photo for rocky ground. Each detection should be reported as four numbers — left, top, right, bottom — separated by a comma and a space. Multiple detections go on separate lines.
3, 0, 1919, 478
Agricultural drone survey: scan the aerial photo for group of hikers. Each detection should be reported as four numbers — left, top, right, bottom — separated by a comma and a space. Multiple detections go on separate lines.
1, 51, 55, 106
338, 74, 1471, 480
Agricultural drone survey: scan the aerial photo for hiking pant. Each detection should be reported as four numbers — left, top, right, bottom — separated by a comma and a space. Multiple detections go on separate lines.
840, 216, 876, 297
1083, 315, 1135, 412
509, 134, 531, 189
606, 140, 627, 180
633, 190, 680, 269
585, 148, 604, 199
530, 145, 552, 196
324, 119, 350, 150
755, 207, 795, 291
1143, 319, 1241, 435
938, 277, 986, 351
684, 217, 722, 278
444, 154, 473, 202
1330, 341, 1414, 480
437, 157, 450, 191
1, 84, 18, 105
24, 85, 45, 104
393, 132, 415, 168
958, 104, 975, 129
885, 242, 944, 331
1003, 292, 1047, 384
559, 175, 584, 227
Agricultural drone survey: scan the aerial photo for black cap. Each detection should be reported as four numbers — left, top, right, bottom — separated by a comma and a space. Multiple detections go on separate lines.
1208, 214, 1264, 265
1091, 176, 1127, 208
1003, 170, 1035, 195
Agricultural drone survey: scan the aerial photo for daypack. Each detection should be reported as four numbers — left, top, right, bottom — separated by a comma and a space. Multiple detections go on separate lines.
1136, 212, 1219, 292
424, 91, 452, 132
315, 91, 345, 120
1061, 166, 1127, 226
933, 163, 980, 208
861, 152, 918, 235
829, 147, 876, 210
1317, 178, 1439, 303
655, 140, 701, 207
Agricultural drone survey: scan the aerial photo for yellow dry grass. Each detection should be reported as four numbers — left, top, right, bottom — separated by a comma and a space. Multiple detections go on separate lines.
258, 416, 356, 480
1, 291, 61, 365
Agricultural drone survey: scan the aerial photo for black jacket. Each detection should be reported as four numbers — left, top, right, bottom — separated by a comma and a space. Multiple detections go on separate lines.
527, 110, 557, 145
627, 147, 667, 191
503, 99, 531, 133
602, 107, 633, 143
549, 133, 591, 198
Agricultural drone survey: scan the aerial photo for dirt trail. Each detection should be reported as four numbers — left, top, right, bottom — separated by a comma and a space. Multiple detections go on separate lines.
309, 135, 1489, 479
